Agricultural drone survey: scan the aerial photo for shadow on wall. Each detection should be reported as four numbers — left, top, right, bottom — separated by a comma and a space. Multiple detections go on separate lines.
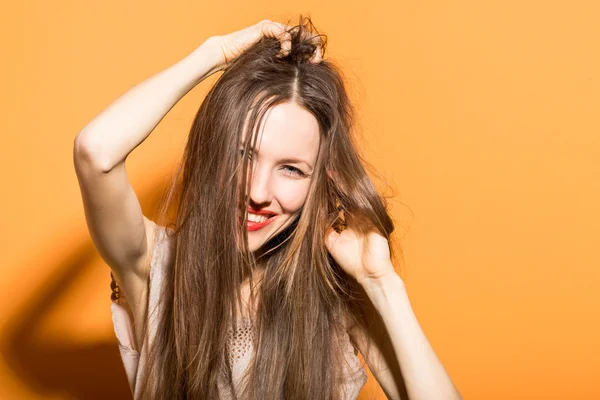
0, 180, 170, 399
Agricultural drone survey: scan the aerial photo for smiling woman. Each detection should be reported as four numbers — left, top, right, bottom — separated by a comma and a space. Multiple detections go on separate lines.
74, 13, 461, 400
238, 101, 320, 251
133, 18, 386, 396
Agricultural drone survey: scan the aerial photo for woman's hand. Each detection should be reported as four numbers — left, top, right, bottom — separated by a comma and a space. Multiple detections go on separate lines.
325, 225, 400, 288
210, 19, 323, 71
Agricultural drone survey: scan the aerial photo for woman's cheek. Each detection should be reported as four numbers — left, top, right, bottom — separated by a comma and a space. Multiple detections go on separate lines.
277, 181, 311, 211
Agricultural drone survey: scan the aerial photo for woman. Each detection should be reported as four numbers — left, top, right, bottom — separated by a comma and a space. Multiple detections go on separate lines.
74, 16, 462, 400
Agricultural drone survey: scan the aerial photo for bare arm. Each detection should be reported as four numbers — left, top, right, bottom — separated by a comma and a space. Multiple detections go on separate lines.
73, 38, 224, 348
75, 38, 223, 172
73, 19, 300, 278
358, 272, 463, 400
73, 20, 298, 349
325, 216, 462, 399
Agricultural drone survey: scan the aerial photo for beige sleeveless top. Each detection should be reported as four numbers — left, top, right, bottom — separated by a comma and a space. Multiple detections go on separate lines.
110, 221, 367, 399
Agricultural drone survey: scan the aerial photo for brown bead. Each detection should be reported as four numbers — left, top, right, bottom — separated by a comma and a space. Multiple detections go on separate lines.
110, 271, 121, 304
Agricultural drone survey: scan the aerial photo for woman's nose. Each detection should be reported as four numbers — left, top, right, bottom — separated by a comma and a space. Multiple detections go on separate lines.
248, 166, 272, 206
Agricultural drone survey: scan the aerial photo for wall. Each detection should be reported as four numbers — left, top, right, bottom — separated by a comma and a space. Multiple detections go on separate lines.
1, 1, 599, 398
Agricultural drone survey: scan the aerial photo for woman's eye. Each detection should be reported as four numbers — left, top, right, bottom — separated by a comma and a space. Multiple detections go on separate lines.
282, 165, 305, 177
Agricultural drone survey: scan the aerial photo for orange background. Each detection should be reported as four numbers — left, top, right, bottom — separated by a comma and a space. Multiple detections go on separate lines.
2, 1, 599, 399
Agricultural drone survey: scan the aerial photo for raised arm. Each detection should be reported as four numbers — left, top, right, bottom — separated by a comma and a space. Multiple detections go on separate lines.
73, 37, 224, 347
75, 37, 223, 173
73, 20, 305, 349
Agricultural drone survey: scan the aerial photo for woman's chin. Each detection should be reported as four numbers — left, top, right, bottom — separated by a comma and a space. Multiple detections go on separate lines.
247, 235, 265, 253
240, 215, 295, 254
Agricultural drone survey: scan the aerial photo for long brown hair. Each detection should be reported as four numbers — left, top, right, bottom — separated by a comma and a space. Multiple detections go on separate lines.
136, 15, 398, 399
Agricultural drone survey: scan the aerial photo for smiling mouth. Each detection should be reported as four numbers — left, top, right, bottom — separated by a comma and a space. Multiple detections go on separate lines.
245, 213, 277, 231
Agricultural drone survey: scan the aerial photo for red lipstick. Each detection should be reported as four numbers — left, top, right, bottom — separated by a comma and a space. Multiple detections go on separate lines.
248, 207, 277, 216
246, 207, 278, 231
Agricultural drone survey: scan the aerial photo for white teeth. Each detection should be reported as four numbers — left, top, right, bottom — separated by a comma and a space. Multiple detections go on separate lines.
248, 213, 269, 223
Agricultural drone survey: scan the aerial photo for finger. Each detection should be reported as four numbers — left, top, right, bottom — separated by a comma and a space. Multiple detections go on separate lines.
272, 21, 289, 33
278, 33, 292, 57
272, 22, 292, 57
310, 35, 323, 63
263, 21, 288, 39
312, 44, 323, 63
311, 33, 324, 47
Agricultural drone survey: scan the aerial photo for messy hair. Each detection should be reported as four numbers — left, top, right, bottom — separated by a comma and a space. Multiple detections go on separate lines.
136, 15, 398, 399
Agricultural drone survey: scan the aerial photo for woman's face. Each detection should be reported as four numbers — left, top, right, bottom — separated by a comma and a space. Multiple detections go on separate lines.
239, 101, 320, 253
